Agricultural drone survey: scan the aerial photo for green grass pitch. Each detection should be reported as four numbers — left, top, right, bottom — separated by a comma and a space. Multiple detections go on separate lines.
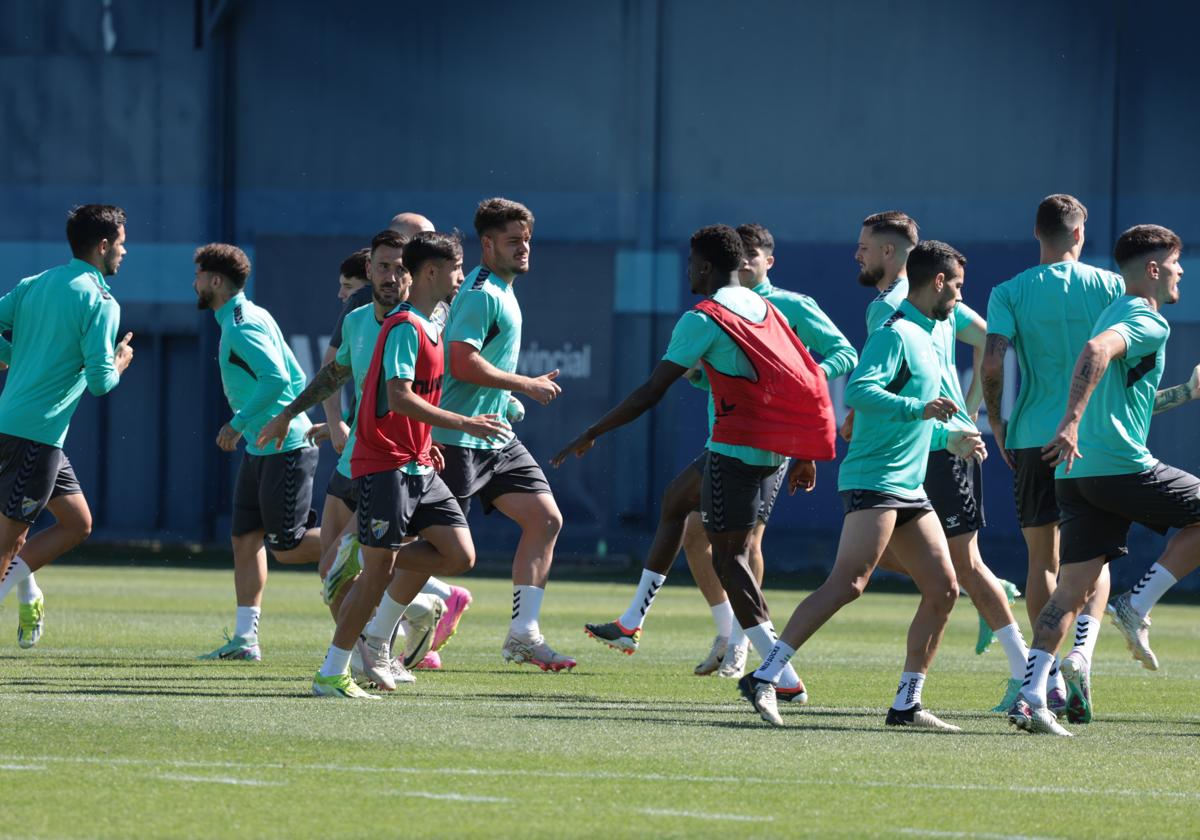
2, 566, 1200, 839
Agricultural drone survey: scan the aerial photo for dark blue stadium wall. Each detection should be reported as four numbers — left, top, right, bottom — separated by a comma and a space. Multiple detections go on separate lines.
2, 1, 1198, 585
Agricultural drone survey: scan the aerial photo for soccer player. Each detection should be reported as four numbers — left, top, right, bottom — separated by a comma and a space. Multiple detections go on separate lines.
555, 224, 838, 705
311, 233, 507, 699
0, 205, 134, 648
1009, 224, 1200, 736
740, 241, 984, 729
983, 195, 1126, 721
194, 244, 321, 661
433, 197, 575, 671
337, 248, 370, 303
854, 212, 1031, 712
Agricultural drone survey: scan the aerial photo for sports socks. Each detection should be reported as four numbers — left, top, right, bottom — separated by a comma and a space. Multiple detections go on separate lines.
710, 600, 734, 639
728, 621, 748, 651
421, 577, 454, 602
892, 671, 925, 711
235, 605, 260, 641
994, 622, 1029, 680
0, 557, 33, 603
1130, 562, 1177, 618
17, 572, 41, 605
1069, 614, 1101, 665
320, 645, 352, 677
753, 639, 796, 684
511, 584, 545, 640
1021, 648, 1055, 707
365, 593, 407, 642
618, 570, 667, 630
745, 622, 802, 690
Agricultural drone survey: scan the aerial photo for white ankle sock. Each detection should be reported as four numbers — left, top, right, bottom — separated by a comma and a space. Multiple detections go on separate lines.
729, 622, 747, 650
421, 577, 453, 601
365, 593, 408, 642
17, 571, 42, 604
892, 671, 925, 711
511, 585, 545, 640
994, 622, 1029, 680
710, 601, 734, 638
235, 606, 260, 641
753, 640, 796, 684
619, 570, 667, 630
1051, 660, 1066, 694
1022, 649, 1055, 707
320, 645, 352, 677
0, 557, 33, 603
1130, 563, 1177, 618
1070, 614, 1101, 664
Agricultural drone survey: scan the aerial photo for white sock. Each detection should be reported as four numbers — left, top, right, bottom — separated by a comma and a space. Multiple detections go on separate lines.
365, 593, 408, 642
994, 623, 1030, 681
511, 585, 545, 640
753, 640, 796, 684
1051, 660, 1066, 695
320, 645, 352, 677
743, 621, 801, 689
1070, 614, 1101, 665
1021, 649, 1055, 707
1130, 562, 1178, 618
421, 577, 454, 601
234, 605, 260, 641
710, 601, 734, 639
0, 557, 33, 603
892, 671, 926, 711
619, 570, 667, 630
729, 621, 748, 650
17, 571, 42, 604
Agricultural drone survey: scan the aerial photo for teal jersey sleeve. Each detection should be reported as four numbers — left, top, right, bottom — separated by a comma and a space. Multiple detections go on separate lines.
383, 322, 420, 382
445, 289, 494, 350
985, 283, 1015, 341
226, 323, 292, 432
865, 298, 892, 333
769, 292, 857, 379
334, 334, 352, 368
1107, 310, 1170, 359
662, 310, 716, 368
845, 328, 925, 421
953, 301, 980, 333
80, 296, 121, 396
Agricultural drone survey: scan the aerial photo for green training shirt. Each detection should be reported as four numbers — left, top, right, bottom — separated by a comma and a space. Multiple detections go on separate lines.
866, 276, 909, 333
986, 261, 1124, 449
0, 258, 123, 447
753, 279, 858, 379
432, 266, 519, 450
378, 303, 441, 476
215, 292, 312, 456
333, 302, 386, 478
1056, 295, 1168, 479
839, 299, 949, 497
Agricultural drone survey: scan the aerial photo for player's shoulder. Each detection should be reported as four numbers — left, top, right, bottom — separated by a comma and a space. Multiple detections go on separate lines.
462, 266, 500, 295
873, 276, 906, 303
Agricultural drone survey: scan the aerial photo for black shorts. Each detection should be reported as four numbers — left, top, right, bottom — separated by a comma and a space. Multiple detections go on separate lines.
232, 447, 318, 550
1011, 447, 1058, 528
354, 469, 468, 549
689, 451, 786, 525
438, 440, 552, 515
840, 489, 934, 529
325, 469, 357, 512
0, 434, 82, 525
925, 449, 985, 537
1057, 462, 1200, 565
700, 451, 783, 534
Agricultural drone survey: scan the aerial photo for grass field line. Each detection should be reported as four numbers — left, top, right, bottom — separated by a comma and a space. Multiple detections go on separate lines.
5, 753, 1200, 802
898, 830, 1061, 840
393, 791, 512, 803
638, 808, 774, 822
158, 773, 285, 787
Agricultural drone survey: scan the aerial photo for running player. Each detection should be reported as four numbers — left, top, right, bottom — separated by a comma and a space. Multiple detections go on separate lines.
433, 197, 576, 671
0, 205, 134, 648
555, 224, 838, 705
194, 244, 321, 661
740, 241, 984, 728
1009, 224, 1200, 736
983, 195, 1125, 721
312, 233, 507, 698
854, 212, 1031, 712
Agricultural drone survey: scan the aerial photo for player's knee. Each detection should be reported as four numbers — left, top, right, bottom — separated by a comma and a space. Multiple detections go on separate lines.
928, 582, 959, 615
841, 577, 869, 605
71, 512, 93, 542
449, 543, 475, 575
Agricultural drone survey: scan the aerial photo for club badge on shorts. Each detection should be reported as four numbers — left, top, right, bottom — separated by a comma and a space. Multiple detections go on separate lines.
371, 518, 389, 540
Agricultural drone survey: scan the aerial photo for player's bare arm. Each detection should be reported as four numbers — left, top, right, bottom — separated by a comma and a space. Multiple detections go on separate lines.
1152, 362, 1200, 415
318, 343, 349, 453
955, 313, 986, 417
449, 341, 560, 405
385, 378, 507, 442
255, 359, 352, 449
980, 333, 1011, 466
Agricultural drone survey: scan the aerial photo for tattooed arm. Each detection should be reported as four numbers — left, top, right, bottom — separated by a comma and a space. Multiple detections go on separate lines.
255, 360, 353, 450
1042, 330, 1128, 473
1152, 363, 1200, 415
980, 333, 1012, 467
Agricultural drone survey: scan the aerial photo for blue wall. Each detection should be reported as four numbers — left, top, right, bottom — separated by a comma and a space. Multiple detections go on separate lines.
1, 1, 1198, 586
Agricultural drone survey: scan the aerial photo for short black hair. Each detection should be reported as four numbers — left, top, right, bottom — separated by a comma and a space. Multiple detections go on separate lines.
862, 211, 919, 246
194, 243, 252, 290
1036, 194, 1088, 241
66, 204, 126, 257
370, 229, 408, 256
339, 248, 370, 281
736, 223, 775, 255
906, 240, 966, 289
474, 197, 534, 238
690, 225, 746, 274
1113, 224, 1182, 268
403, 231, 464, 276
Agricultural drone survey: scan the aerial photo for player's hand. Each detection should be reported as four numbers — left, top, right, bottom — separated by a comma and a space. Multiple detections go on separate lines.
1042, 420, 1081, 473
216, 421, 242, 452
839, 409, 855, 442
431, 443, 446, 473
0, 361, 8, 371
522, 369, 562, 405
1187, 362, 1200, 400
948, 431, 987, 462
551, 432, 595, 467
254, 413, 293, 450
787, 459, 816, 494
115, 332, 134, 374
305, 423, 331, 446
991, 419, 1014, 469
328, 420, 350, 453
462, 413, 508, 443
922, 397, 958, 422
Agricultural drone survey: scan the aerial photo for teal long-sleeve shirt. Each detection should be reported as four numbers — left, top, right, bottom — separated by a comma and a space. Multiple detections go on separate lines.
838, 299, 948, 497
0, 258, 122, 447
215, 292, 312, 456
